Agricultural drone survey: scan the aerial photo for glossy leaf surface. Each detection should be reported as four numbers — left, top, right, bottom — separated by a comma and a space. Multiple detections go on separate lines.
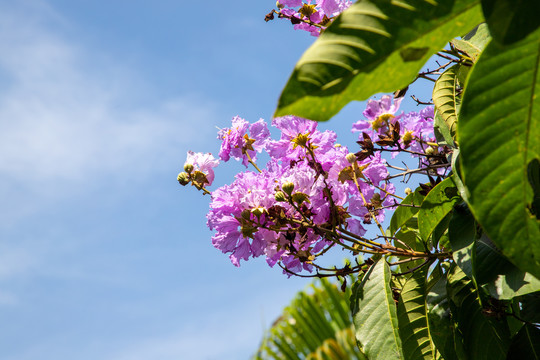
275, 0, 483, 121
459, 28, 540, 278
351, 260, 403, 359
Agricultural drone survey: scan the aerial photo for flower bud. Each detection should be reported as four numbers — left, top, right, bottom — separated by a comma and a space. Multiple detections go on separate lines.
276, 1, 284, 9
405, 187, 413, 195
346, 153, 357, 164
177, 172, 190, 186
282, 182, 295, 196
184, 163, 194, 173
275, 191, 286, 202
425, 147, 436, 156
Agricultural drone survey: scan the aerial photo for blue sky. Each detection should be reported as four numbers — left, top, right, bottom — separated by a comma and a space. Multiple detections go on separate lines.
0, 1, 435, 359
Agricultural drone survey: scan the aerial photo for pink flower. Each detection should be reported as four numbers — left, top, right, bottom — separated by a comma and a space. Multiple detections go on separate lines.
185, 151, 219, 185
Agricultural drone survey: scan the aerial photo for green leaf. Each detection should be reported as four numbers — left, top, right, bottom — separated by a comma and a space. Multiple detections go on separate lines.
481, 0, 540, 45
255, 278, 366, 360
473, 236, 540, 299
430, 211, 452, 250
389, 188, 425, 236
418, 177, 461, 242
520, 292, 540, 323
351, 260, 403, 359
426, 268, 459, 360
506, 324, 540, 360
433, 65, 460, 143
484, 267, 540, 300
458, 27, 540, 278
448, 202, 476, 279
446, 266, 511, 360
451, 23, 491, 62
397, 266, 434, 360
274, 0, 484, 121
434, 110, 455, 147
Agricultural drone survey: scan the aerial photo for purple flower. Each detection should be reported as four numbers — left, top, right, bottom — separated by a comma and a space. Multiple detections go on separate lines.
207, 169, 280, 267
352, 95, 403, 139
267, 115, 337, 163
185, 151, 219, 186
218, 116, 270, 167
280, 0, 303, 6
397, 106, 436, 153
317, 0, 352, 16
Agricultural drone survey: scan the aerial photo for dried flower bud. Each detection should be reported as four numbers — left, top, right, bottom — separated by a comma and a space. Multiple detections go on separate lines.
184, 163, 194, 173
405, 187, 413, 195
275, 191, 287, 202
276, 1, 284, 9
241, 209, 252, 220
177, 172, 190, 186
282, 182, 295, 195
346, 153, 357, 164
371, 193, 382, 207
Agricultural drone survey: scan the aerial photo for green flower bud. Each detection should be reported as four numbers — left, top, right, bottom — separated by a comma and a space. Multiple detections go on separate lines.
184, 163, 194, 173
282, 182, 295, 196
291, 192, 310, 205
346, 153, 357, 164
177, 172, 190, 186
425, 147, 436, 156
405, 187, 413, 195
275, 191, 287, 202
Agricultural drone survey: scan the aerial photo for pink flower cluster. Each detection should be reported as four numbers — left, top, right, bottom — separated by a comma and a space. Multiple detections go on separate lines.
352, 95, 437, 154
205, 115, 394, 274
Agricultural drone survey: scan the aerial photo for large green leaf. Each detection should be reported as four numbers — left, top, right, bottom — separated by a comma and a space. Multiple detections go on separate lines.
418, 177, 461, 242
481, 0, 540, 45
351, 260, 403, 359
446, 266, 511, 360
397, 267, 434, 360
458, 27, 540, 278
274, 0, 484, 121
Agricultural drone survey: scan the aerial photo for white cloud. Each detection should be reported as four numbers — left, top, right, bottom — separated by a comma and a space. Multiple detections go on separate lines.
0, 1, 219, 224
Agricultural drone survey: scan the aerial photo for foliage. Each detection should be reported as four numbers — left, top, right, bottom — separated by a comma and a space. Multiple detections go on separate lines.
254, 277, 366, 360
179, 0, 540, 358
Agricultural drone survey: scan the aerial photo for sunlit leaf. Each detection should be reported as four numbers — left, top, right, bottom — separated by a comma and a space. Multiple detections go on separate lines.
397, 266, 434, 359
458, 27, 540, 278
418, 177, 461, 242
451, 23, 491, 62
275, 0, 483, 121
389, 188, 425, 236
351, 260, 403, 359
433, 65, 461, 144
